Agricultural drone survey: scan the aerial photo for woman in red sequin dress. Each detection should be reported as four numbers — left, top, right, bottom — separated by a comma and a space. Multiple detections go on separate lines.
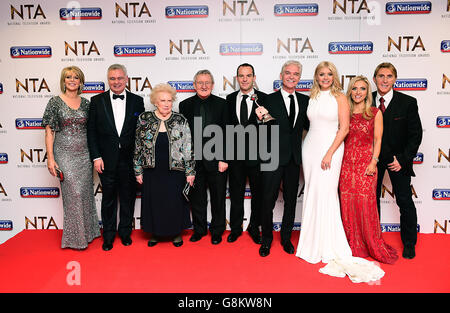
339, 76, 398, 264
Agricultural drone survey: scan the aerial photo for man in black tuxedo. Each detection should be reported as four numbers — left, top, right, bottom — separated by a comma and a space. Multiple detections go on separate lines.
255, 60, 309, 257
225, 63, 267, 244
179, 69, 228, 245
372, 62, 422, 259
87, 64, 145, 251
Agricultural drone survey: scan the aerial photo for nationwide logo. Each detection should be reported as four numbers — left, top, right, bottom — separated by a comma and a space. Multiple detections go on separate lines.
10, 46, 52, 58
59, 7, 102, 20
441, 40, 450, 53
0, 220, 13, 231
114, 45, 156, 57
167, 81, 195, 92
386, 1, 431, 14
15, 118, 43, 129
432, 189, 450, 200
413, 152, 423, 164
0, 153, 8, 164
436, 116, 450, 128
381, 223, 420, 232
274, 3, 319, 16
394, 79, 427, 90
20, 187, 60, 198
273, 79, 313, 91
328, 41, 373, 54
165, 5, 209, 18
82, 82, 105, 93
220, 43, 263, 55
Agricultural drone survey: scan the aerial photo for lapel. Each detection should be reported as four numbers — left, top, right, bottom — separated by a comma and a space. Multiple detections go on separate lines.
229, 91, 239, 125
121, 90, 133, 136
102, 90, 119, 137
292, 92, 303, 130
276, 90, 289, 119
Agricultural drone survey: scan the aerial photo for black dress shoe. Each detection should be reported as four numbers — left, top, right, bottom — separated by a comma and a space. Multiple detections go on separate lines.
211, 234, 222, 245
247, 228, 262, 245
120, 236, 132, 246
189, 233, 204, 242
282, 241, 295, 254
102, 241, 113, 251
259, 244, 271, 257
227, 232, 241, 243
402, 245, 415, 259
148, 239, 158, 247
172, 240, 183, 247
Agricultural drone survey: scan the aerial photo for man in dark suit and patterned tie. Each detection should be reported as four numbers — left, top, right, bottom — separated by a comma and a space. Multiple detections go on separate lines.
372, 62, 422, 259
255, 60, 309, 257
87, 64, 145, 251
225, 63, 267, 244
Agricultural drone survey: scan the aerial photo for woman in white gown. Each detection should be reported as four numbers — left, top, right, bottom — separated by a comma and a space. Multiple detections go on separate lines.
296, 61, 384, 283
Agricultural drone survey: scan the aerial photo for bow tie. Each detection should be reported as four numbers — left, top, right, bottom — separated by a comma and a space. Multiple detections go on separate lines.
113, 94, 124, 100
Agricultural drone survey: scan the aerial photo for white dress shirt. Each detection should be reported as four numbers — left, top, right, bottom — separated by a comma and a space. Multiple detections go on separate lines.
280, 88, 298, 125
236, 89, 254, 124
110, 90, 126, 136
375, 88, 393, 110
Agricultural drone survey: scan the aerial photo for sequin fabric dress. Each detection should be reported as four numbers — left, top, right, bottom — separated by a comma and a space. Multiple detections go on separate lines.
42, 96, 100, 249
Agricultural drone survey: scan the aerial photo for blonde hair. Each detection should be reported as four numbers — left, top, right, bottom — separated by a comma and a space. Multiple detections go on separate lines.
310, 61, 342, 99
150, 83, 177, 104
346, 75, 374, 120
60, 66, 85, 94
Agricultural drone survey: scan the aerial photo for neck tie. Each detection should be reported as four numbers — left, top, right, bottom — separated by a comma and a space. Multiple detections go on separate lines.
379, 97, 386, 113
288, 94, 295, 128
240, 95, 249, 125
113, 94, 124, 100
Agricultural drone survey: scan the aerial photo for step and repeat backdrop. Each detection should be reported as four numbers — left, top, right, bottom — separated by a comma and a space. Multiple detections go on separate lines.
0, 0, 449, 243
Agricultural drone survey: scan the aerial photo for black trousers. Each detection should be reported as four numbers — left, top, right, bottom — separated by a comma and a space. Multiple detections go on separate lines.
228, 161, 262, 234
99, 154, 136, 242
189, 161, 227, 237
260, 158, 300, 246
376, 163, 418, 246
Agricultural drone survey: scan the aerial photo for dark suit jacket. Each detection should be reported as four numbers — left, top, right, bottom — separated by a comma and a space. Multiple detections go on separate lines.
372, 90, 422, 176
225, 89, 267, 166
87, 90, 145, 171
179, 93, 228, 172
264, 90, 309, 167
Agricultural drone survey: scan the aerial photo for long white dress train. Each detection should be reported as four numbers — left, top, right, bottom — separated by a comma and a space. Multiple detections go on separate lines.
296, 90, 384, 283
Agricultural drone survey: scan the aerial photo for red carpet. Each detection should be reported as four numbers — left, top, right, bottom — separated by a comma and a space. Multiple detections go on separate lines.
0, 230, 449, 293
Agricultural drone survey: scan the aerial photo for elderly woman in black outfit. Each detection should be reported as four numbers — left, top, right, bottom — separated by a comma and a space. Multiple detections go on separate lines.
134, 83, 195, 247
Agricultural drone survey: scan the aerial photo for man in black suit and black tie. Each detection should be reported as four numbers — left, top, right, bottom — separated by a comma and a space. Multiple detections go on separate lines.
87, 64, 145, 251
372, 62, 422, 259
179, 69, 228, 245
225, 63, 267, 244
255, 60, 309, 257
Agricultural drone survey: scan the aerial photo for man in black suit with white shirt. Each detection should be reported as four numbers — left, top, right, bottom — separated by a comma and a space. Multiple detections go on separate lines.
255, 60, 309, 257
372, 62, 422, 259
87, 64, 145, 251
225, 63, 267, 244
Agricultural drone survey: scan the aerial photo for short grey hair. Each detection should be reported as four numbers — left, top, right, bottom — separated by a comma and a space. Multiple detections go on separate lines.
107, 63, 128, 76
193, 69, 214, 85
281, 60, 302, 75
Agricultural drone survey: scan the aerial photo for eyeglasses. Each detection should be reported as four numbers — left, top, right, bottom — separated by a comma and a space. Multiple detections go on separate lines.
195, 81, 212, 86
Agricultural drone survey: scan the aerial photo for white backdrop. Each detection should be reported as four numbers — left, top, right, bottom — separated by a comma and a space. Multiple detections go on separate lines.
1, 0, 449, 243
